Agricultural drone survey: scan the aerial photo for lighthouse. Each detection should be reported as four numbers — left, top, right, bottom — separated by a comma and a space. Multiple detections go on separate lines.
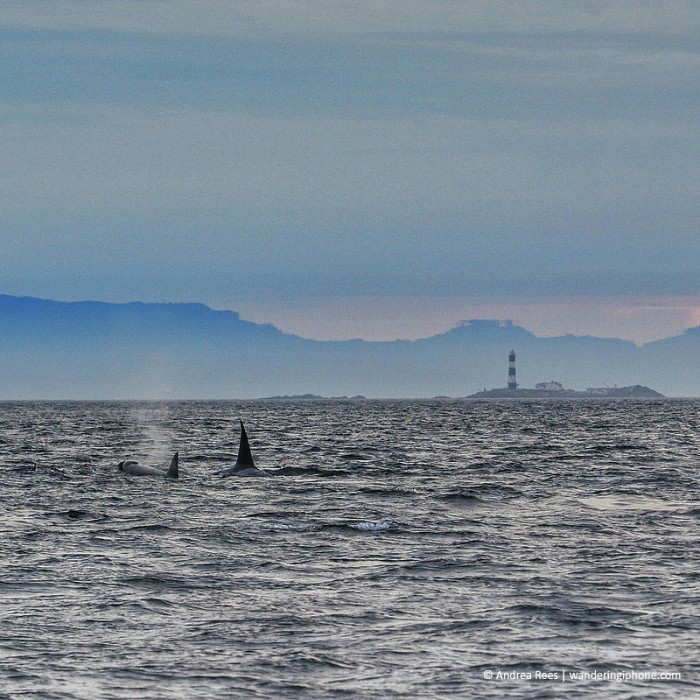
508, 350, 518, 390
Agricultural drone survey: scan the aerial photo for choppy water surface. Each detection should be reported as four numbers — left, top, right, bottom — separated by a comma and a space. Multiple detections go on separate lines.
1, 399, 698, 699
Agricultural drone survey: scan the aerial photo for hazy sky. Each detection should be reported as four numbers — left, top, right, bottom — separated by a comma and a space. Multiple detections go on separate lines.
1, 1, 698, 342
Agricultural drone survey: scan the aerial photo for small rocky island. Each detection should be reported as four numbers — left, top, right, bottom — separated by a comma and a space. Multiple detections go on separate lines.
468, 350, 664, 398
467, 384, 664, 399
259, 394, 368, 401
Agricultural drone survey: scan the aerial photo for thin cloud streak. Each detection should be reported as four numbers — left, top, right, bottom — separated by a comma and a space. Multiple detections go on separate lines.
2, 1, 699, 39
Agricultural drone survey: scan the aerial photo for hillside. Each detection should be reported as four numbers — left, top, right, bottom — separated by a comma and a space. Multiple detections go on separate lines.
0, 295, 695, 398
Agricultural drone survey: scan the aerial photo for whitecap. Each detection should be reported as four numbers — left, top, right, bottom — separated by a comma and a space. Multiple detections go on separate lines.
350, 521, 395, 532
260, 522, 317, 531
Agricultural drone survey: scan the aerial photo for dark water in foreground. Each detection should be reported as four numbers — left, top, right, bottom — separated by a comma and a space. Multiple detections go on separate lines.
0, 399, 698, 699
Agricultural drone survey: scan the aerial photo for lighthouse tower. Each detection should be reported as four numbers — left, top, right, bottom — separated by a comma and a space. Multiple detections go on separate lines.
508, 350, 518, 390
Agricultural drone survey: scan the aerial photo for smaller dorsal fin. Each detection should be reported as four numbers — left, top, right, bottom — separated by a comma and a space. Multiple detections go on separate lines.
167, 452, 179, 479
235, 420, 256, 470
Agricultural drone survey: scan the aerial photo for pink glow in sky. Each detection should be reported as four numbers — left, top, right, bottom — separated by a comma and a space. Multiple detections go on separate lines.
233, 295, 700, 344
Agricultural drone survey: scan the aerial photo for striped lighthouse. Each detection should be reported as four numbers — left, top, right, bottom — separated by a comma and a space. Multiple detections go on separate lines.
508, 350, 518, 390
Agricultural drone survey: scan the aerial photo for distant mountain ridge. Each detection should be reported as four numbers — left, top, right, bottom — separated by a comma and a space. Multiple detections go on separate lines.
0, 294, 696, 398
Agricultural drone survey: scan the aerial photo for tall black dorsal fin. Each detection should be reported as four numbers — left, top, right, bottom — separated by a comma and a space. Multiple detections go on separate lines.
167, 452, 179, 479
235, 420, 256, 469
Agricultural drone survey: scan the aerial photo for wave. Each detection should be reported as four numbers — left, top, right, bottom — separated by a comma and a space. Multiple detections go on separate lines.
348, 521, 396, 532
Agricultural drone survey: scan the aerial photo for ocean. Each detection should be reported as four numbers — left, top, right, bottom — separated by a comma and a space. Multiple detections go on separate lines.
0, 399, 698, 699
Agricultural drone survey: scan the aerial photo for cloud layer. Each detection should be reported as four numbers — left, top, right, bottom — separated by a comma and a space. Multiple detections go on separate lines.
1, 1, 698, 336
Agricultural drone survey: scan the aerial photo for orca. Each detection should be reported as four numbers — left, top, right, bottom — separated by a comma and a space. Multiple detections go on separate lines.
118, 452, 179, 479
219, 421, 270, 477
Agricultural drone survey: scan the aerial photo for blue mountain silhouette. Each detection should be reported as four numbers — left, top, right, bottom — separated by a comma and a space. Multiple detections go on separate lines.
0, 295, 695, 398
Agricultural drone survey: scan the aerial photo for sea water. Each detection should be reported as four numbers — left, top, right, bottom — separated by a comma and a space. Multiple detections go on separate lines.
0, 399, 698, 699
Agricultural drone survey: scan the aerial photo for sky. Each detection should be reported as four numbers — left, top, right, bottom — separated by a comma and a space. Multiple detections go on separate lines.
1, 1, 698, 343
